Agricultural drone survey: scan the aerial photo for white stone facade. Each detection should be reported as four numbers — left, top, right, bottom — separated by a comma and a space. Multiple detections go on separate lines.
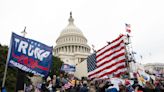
54, 12, 90, 66
74, 59, 88, 79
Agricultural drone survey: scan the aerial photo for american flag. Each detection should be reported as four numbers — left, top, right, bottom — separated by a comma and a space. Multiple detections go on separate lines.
63, 81, 73, 89
87, 34, 127, 79
125, 23, 131, 33
87, 53, 97, 79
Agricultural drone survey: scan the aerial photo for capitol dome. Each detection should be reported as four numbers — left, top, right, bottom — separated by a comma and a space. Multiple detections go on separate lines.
59, 15, 84, 37
54, 12, 90, 65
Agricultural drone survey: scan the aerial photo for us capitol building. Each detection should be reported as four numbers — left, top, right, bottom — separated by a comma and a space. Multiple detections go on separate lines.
54, 12, 91, 67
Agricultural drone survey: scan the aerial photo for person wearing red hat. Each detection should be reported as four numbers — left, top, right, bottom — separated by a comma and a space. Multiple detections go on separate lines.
125, 80, 134, 92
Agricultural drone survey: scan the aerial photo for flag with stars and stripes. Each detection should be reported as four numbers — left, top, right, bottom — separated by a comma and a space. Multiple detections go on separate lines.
87, 53, 97, 79
125, 23, 131, 33
87, 34, 127, 79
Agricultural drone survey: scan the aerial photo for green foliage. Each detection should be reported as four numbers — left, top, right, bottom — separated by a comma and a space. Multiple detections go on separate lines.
49, 56, 63, 76
0, 44, 17, 92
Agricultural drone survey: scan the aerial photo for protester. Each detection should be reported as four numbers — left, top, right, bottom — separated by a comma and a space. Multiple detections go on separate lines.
125, 80, 134, 92
79, 80, 89, 92
154, 81, 164, 92
1, 87, 7, 92
52, 74, 57, 91
89, 82, 96, 92
106, 81, 118, 92
27, 75, 43, 92
23, 69, 164, 92
143, 81, 155, 92
118, 82, 126, 92
132, 79, 143, 92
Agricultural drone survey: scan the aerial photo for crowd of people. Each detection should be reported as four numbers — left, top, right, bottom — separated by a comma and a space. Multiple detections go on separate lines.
25, 72, 164, 92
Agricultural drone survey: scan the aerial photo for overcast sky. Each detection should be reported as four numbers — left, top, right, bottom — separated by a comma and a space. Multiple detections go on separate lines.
0, 0, 164, 64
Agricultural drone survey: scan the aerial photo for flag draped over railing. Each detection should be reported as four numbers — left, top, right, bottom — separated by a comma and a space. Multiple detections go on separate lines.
87, 34, 127, 79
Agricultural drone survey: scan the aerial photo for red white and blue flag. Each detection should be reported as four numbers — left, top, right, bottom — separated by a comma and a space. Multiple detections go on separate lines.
87, 34, 127, 79
7, 32, 53, 77
125, 23, 131, 33
61, 64, 76, 73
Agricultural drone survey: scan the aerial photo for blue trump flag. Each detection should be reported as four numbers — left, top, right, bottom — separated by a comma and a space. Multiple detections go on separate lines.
8, 32, 53, 77
61, 64, 76, 73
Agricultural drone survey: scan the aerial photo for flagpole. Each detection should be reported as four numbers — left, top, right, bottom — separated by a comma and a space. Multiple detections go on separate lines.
2, 59, 9, 88
124, 34, 131, 79
124, 23, 135, 78
124, 33, 137, 79
21, 26, 27, 37
91, 44, 96, 52
2, 38, 12, 88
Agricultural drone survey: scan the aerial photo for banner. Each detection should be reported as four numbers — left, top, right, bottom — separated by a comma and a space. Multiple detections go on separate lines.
8, 32, 53, 77
61, 64, 76, 73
